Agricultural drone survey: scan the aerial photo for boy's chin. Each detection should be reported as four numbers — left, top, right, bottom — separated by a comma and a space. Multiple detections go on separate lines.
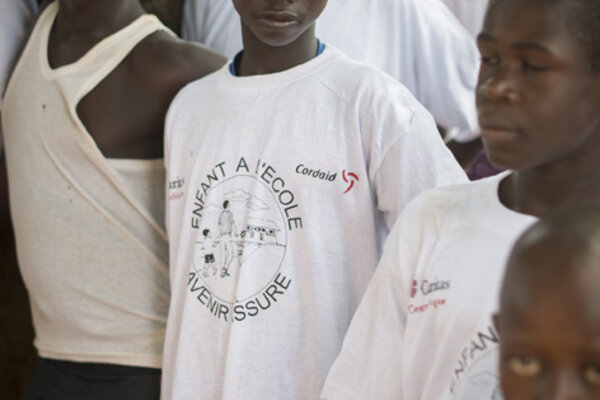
255, 31, 306, 48
245, 22, 314, 49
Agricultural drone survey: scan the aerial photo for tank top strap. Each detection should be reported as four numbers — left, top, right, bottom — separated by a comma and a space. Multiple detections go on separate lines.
37, 1, 174, 105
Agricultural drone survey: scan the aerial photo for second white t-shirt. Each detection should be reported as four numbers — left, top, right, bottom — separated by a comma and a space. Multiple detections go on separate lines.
162, 45, 467, 400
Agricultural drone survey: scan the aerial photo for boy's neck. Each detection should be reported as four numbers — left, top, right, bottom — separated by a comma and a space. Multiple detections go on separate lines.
499, 150, 600, 217
238, 26, 319, 76
55, 0, 145, 40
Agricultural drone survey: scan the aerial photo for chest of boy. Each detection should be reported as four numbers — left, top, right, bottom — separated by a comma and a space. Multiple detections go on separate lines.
170, 150, 372, 239
171, 110, 372, 206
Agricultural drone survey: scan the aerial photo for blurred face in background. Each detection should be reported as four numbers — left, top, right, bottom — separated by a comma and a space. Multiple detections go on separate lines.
475, 0, 600, 171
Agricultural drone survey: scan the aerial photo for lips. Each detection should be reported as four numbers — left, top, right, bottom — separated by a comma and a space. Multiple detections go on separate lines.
477, 111, 519, 139
480, 124, 520, 145
257, 10, 301, 29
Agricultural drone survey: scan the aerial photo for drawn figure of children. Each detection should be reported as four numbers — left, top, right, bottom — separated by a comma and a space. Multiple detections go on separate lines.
196, 229, 217, 278
218, 200, 236, 278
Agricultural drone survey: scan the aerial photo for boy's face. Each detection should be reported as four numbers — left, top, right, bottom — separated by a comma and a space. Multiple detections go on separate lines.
232, 0, 327, 47
497, 249, 600, 399
475, 0, 600, 171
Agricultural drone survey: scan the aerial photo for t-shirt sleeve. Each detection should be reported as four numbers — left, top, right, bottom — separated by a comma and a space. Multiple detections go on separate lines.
180, 0, 242, 58
369, 97, 467, 230
407, 0, 481, 142
163, 89, 190, 243
163, 95, 176, 239
321, 203, 424, 399
180, 0, 205, 42
0, 0, 38, 110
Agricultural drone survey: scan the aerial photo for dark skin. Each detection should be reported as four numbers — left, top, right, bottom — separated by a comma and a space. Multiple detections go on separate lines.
48, 0, 226, 159
446, 137, 483, 169
476, 0, 600, 217
232, 0, 327, 76
497, 227, 600, 399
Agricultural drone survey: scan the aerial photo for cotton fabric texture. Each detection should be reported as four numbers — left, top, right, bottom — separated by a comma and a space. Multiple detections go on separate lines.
2, 2, 171, 368
322, 172, 537, 399
161, 45, 467, 400
441, 0, 489, 37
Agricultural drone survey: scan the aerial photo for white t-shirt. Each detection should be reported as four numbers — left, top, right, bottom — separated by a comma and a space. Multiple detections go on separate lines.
321, 172, 537, 400
181, 0, 481, 142
441, 0, 489, 37
162, 45, 467, 400
0, 0, 37, 108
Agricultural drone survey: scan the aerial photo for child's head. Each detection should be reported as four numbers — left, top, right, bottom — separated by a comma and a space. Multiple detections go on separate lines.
232, 0, 327, 48
496, 206, 600, 399
203, 229, 211, 238
475, 0, 600, 171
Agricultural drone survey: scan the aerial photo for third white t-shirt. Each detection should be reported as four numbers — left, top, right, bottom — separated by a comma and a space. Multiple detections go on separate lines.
322, 172, 537, 399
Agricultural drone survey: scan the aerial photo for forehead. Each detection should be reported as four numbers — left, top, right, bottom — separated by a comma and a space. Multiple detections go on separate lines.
482, 0, 572, 46
500, 253, 600, 339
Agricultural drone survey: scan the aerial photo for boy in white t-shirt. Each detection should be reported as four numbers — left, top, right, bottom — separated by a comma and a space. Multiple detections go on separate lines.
322, 0, 600, 398
161, 0, 467, 399
181, 0, 482, 147
497, 206, 600, 399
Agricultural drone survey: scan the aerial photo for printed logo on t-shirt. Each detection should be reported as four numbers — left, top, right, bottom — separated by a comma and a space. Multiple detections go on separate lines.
341, 170, 359, 194
168, 176, 185, 201
450, 325, 502, 399
294, 164, 359, 194
186, 157, 303, 323
408, 277, 451, 314
411, 280, 418, 298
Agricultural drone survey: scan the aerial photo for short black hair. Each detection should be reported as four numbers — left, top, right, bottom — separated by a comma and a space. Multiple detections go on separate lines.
544, 0, 600, 72
202, 229, 210, 237
561, 0, 600, 72
499, 205, 600, 320
504, 204, 600, 285
490, 0, 600, 72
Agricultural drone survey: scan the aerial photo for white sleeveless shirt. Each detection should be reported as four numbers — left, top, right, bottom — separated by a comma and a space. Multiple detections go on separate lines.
2, 1, 171, 368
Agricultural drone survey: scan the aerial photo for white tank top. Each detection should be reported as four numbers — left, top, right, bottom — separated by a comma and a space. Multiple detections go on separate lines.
2, 1, 172, 368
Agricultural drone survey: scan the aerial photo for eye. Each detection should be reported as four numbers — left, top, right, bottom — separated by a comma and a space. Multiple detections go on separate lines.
522, 60, 548, 72
480, 55, 500, 66
508, 355, 541, 377
584, 365, 600, 386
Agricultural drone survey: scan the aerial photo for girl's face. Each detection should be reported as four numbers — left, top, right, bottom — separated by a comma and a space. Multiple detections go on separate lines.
232, 0, 327, 48
475, 0, 600, 171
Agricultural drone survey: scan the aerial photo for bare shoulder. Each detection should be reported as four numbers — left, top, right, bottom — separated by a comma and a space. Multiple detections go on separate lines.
131, 30, 227, 95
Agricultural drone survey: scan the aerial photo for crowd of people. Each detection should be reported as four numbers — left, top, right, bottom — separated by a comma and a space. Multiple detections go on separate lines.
1, 0, 600, 399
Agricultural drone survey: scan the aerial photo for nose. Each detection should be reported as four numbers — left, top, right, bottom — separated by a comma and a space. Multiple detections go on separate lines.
548, 369, 586, 400
476, 64, 518, 104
